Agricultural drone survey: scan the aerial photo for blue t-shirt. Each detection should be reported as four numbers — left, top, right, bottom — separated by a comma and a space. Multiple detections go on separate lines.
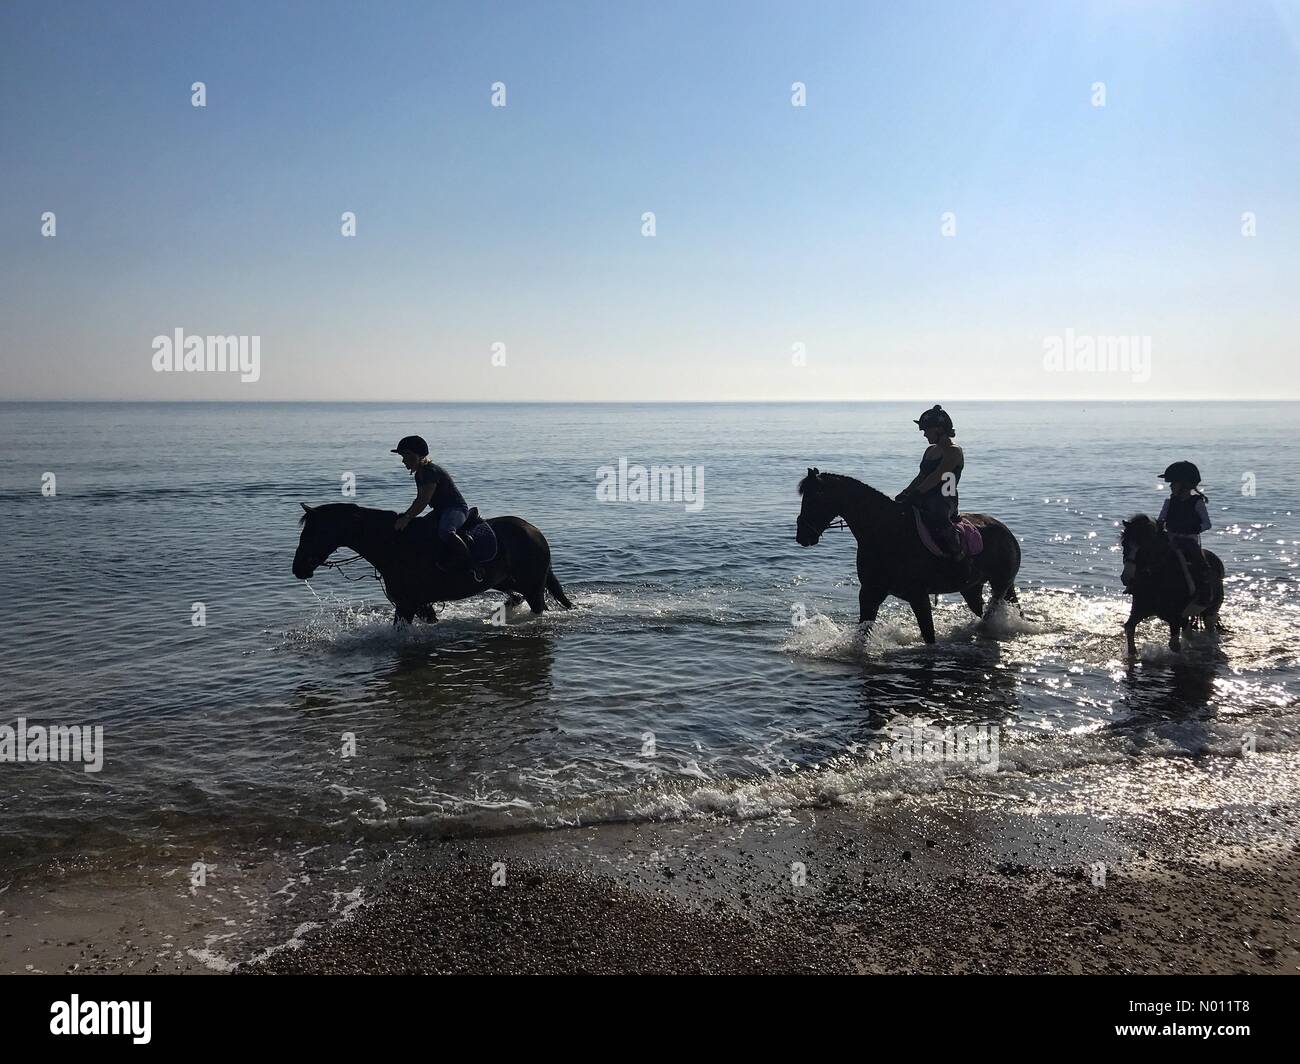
414, 462, 467, 514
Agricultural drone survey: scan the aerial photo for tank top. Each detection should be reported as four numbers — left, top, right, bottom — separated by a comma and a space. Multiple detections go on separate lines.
917, 450, 962, 502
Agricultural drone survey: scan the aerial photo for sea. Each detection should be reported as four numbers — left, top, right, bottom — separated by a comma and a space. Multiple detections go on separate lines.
2, 401, 1297, 961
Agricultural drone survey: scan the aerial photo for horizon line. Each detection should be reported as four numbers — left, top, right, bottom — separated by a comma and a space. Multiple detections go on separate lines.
2, 397, 1298, 405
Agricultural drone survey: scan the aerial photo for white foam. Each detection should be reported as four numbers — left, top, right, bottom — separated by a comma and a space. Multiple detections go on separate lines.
395, 703, 1300, 838
780, 612, 917, 661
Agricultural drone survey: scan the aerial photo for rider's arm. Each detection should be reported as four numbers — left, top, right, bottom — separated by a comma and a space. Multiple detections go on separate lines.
898, 448, 937, 497
1155, 497, 1170, 532
404, 482, 435, 518
1195, 497, 1211, 532
394, 480, 436, 531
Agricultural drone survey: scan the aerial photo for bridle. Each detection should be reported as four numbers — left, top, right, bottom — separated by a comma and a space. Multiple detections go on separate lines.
1120, 524, 1160, 586
797, 506, 848, 541
299, 512, 380, 584
319, 553, 381, 583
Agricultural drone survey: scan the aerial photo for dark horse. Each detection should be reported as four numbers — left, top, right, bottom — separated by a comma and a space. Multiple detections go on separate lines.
293, 503, 574, 624
795, 469, 1021, 644
1120, 514, 1224, 655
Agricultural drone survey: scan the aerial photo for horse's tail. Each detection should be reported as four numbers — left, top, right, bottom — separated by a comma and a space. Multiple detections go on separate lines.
1004, 533, 1022, 602
546, 569, 575, 610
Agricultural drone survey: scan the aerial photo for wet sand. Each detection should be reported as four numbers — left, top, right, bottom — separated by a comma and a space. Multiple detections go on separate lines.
6, 750, 1298, 975
246, 754, 1300, 975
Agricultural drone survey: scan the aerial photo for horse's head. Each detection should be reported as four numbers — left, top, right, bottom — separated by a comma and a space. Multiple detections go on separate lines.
796, 467, 838, 546
1120, 513, 1159, 586
293, 502, 345, 579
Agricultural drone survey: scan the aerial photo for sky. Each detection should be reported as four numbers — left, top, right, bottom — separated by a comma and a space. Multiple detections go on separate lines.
1, 0, 1298, 401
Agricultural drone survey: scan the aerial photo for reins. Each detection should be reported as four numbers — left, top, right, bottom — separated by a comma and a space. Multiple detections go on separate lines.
316, 551, 448, 617
319, 552, 382, 582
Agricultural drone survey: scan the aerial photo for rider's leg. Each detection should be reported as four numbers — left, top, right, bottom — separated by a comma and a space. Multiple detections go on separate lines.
918, 496, 963, 558
1189, 548, 1212, 606
1172, 537, 1211, 606
436, 507, 473, 568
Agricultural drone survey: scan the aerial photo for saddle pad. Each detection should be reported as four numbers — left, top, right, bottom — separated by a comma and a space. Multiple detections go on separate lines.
461, 517, 498, 564
914, 510, 984, 558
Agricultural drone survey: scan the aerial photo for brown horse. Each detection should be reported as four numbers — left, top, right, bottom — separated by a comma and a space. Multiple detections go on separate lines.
293, 503, 573, 624
795, 469, 1021, 644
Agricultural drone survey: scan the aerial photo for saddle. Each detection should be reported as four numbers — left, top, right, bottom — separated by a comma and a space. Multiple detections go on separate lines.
913, 509, 984, 560
458, 508, 499, 565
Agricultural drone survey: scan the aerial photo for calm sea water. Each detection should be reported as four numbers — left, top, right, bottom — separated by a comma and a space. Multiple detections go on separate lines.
2, 401, 1298, 875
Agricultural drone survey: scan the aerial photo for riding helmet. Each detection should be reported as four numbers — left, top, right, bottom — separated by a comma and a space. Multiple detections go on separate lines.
914, 404, 955, 437
391, 435, 430, 457
1159, 461, 1201, 485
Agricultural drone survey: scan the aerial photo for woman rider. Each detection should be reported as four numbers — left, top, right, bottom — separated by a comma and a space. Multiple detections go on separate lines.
895, 404, 965, 559
390, 435, 479, 578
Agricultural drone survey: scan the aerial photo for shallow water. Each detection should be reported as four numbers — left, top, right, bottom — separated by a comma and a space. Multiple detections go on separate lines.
1, 401, 1298, 872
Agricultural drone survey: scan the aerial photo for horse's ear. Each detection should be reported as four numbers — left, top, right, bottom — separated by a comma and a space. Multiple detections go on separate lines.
300, 502, 314, 514
808, 467, 819, 478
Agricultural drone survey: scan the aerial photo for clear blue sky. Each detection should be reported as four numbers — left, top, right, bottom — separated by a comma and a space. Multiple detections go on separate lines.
2, 0, 1297, 400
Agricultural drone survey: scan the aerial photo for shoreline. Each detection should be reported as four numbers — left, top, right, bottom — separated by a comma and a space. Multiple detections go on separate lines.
245, 762, 1300, 975
6, 750, 1298, 975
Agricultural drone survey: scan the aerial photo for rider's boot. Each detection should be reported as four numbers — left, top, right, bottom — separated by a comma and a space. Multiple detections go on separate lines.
438, 530, 476, 580
451, 531, 484, 583
933, 519, 966, 562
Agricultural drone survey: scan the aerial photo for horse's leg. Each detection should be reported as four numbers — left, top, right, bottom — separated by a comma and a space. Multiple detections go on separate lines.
503, 592, 525, 609
415, 604, 438, 623
524, 579, 547, 614
1122, 602, 1143, 656
961, 585, 984, 618
1168, 621, 1182, 653
393, 606, 415, 627
858, 586, 886, 630
1000, 584, 1023, 618
981, 578, 1017, 621
908, 595, 936, 644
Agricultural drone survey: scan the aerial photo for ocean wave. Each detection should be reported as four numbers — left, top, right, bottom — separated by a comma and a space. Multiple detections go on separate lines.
349, 702, 1300, 840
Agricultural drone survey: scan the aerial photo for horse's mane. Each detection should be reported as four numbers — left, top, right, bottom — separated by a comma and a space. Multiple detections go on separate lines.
797, 471, 895, 508
1121, 513, 1159, 542
298, 502, 399, 529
